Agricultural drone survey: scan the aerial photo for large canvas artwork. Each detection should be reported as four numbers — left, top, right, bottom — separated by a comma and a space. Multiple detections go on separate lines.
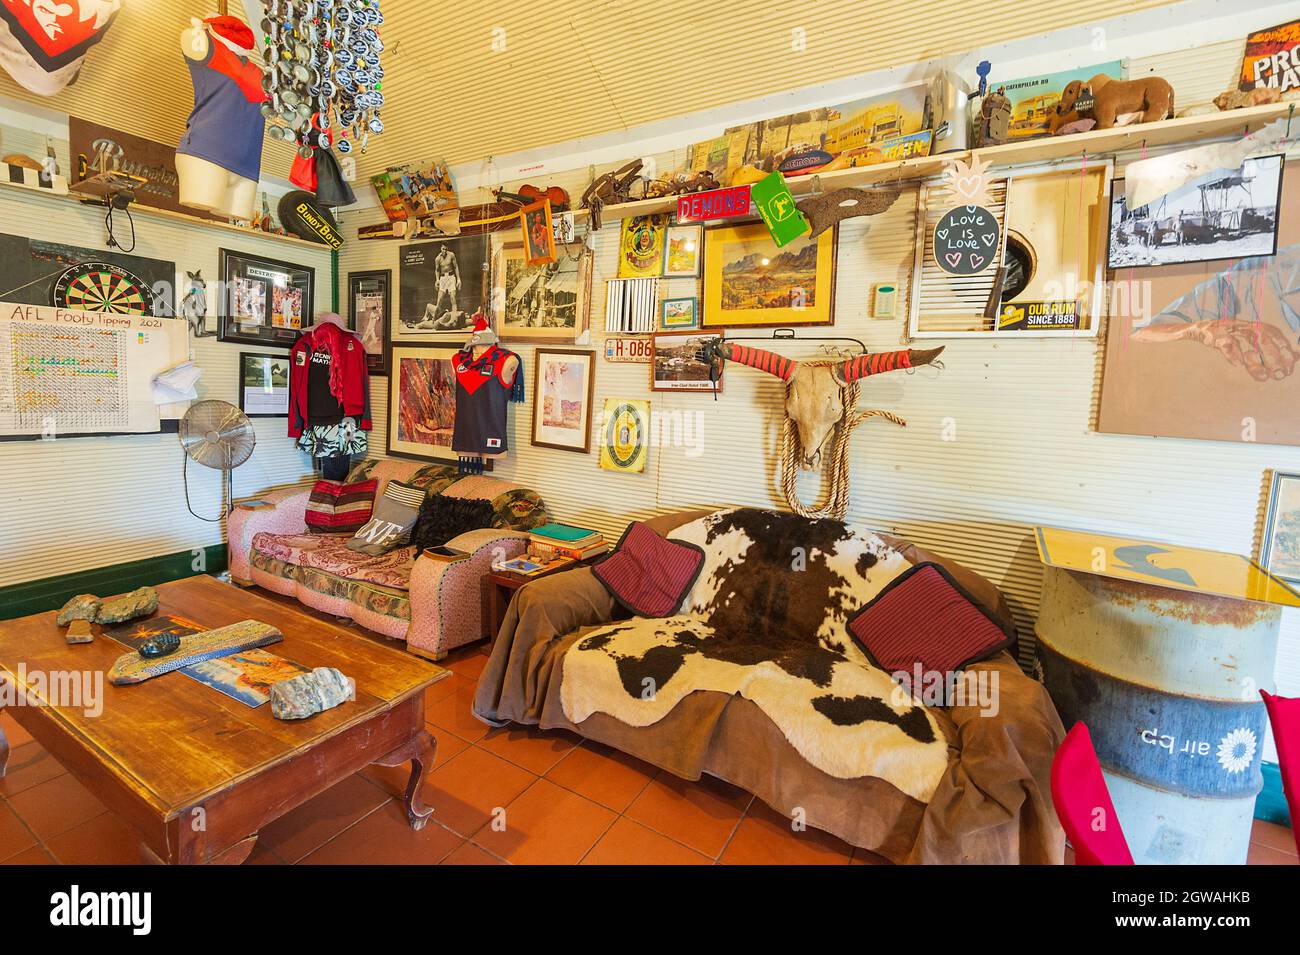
1098, 169, 1300, 445
387, 345, 460, 463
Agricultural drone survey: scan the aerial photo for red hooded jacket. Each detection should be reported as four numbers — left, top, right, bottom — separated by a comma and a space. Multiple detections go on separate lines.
288, 322, 371, 438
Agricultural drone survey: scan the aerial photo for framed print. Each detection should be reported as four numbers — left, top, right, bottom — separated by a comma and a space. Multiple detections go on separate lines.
1097, 172, 1300, 446
663, 223, 703, 277
599, 398, 650, 473
531, 348, 596, 452
386, 344, 463, 464
1107, 155, 1284, 269
397, 235, 490, 340
520, 198, 557, 265
617, 214, 667, 279
652, 331, 723, 392
1260, 470, 1300, 587
702, 221, 836, 328
660, 296, 698, 330
238, 352, 290, 417
348, 269, 391, 375
217, 249, 315, 347
493, 242, 593, 343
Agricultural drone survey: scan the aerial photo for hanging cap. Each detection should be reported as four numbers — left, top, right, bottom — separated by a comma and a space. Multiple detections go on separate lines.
204, 16, 255, 51
465, 312, 497, 348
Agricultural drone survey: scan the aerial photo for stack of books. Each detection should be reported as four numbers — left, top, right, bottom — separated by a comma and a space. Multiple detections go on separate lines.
528, 522, 608, 562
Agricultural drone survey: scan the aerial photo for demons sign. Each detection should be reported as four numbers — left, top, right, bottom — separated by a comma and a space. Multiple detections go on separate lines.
676, 185, 751, 223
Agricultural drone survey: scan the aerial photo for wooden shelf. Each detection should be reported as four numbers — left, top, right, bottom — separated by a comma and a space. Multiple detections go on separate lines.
0, 175, 333, 252
584, 101, 1295, 226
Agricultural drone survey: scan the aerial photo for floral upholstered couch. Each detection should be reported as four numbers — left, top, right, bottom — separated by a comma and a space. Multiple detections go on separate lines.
228, 459, 548, 660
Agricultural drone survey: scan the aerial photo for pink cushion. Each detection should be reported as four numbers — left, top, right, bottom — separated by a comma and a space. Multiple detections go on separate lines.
1051, 722, 1134, 865
1261, 691, 1300, 853
846, 562, 1013, 674
592, 522, 704, 618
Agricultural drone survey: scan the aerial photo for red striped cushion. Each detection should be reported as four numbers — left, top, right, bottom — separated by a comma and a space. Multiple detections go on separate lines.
304, 479, 378, 535
847, 563, 1014, 675
592, 522, 705, 618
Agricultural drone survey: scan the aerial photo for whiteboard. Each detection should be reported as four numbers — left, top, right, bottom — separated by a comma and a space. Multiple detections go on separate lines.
0, 302, 189, 437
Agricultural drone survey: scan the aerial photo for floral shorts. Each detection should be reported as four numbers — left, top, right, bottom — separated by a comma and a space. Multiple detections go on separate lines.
296, 419, 369, 458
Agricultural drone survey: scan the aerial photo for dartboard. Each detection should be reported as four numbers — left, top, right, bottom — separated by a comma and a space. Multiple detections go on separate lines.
52, 262, 152, 314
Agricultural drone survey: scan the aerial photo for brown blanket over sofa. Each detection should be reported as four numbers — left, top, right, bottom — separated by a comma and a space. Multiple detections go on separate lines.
473, 510, 1065, 864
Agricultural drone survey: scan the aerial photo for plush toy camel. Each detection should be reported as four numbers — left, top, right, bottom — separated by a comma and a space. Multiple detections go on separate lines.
1061, 73, 1174, 130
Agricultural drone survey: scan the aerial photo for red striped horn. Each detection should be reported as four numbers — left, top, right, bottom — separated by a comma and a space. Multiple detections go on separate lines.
721, 342, 799, 381
834, 346, 944, 384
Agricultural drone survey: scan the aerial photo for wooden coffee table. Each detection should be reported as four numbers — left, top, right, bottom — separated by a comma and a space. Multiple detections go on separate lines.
0, 575, 448, 865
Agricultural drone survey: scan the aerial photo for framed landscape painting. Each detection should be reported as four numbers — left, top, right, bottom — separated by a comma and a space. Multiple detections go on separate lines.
701, 222, 836, 328
531, 348, 595, 452
386, 344, 462, 464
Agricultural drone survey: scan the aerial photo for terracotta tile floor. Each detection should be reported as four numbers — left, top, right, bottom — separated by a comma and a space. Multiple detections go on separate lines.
1, 622, 1296, 866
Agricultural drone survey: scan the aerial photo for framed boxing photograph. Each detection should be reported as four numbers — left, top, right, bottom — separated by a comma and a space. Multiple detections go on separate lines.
396, 235, 490, 342
216, 249, 315, 348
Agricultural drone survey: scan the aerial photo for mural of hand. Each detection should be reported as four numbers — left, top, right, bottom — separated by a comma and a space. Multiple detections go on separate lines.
1132, 319, 1300, 381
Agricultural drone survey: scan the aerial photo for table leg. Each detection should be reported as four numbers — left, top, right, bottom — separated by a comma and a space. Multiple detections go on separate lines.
0, 715, 8, 779
373, 729, 436, 830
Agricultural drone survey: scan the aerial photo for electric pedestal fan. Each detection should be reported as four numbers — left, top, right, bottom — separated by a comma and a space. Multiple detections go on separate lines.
180, 400, 257, 521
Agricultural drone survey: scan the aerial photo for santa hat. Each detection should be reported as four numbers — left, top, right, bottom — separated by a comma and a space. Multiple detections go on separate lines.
204, 16, 255, 52
465, 312, 498, 348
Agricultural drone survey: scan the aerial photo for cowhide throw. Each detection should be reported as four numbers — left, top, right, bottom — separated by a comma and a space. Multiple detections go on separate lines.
561, 508, 950, 801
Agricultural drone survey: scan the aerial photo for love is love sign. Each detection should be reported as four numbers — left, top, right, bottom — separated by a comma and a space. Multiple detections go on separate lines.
933, 204, 1000, 276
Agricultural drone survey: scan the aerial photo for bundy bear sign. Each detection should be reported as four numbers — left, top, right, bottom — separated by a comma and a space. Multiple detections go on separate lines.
933, 205, 1000, 276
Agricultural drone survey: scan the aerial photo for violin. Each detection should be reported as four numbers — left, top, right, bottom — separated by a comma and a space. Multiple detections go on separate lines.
492, 183, 571, 212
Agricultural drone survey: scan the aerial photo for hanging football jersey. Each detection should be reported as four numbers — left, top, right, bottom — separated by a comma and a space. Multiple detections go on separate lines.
451, 317, 523, 473
0, 0, 122, 96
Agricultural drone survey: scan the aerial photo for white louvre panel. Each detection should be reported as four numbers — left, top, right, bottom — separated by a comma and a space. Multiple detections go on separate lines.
0, 188, 332, 588
912, 178, 1009, 334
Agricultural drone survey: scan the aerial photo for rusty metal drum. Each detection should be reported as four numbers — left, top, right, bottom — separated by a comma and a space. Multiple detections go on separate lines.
1037, 565, 1279, 865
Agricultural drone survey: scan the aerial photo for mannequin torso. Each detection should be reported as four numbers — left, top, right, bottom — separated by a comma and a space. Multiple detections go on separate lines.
176, 19, 263, 221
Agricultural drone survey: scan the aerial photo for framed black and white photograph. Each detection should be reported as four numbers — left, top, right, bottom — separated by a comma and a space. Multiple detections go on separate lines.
348, 269, 391, 375
217, 249, 315, 348
397, 235, 490, 341
1260, 470, 1300, 588
1107, 155, 1284, 269
492, 242, 593, 343
239, 352, 291, 417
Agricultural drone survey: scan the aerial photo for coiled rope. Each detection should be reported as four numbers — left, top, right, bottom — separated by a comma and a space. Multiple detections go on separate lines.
778, 361, 905, 520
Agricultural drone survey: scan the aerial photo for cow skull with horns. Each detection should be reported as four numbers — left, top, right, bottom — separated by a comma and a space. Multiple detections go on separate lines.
699, 340, 945, 518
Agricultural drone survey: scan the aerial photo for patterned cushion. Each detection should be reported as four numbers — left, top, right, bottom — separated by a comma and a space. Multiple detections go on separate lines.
304, 479, 378, 535
846, 562, 1014, 675
592, 522, 705, 618
347, 480, 426, 556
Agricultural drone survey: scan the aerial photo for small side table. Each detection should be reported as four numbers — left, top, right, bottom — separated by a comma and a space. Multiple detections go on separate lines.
484, 560, 592, 642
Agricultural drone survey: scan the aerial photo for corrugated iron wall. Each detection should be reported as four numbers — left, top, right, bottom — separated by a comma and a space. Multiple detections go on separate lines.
341, 35, 1300, 766
0, 188, 331, 587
